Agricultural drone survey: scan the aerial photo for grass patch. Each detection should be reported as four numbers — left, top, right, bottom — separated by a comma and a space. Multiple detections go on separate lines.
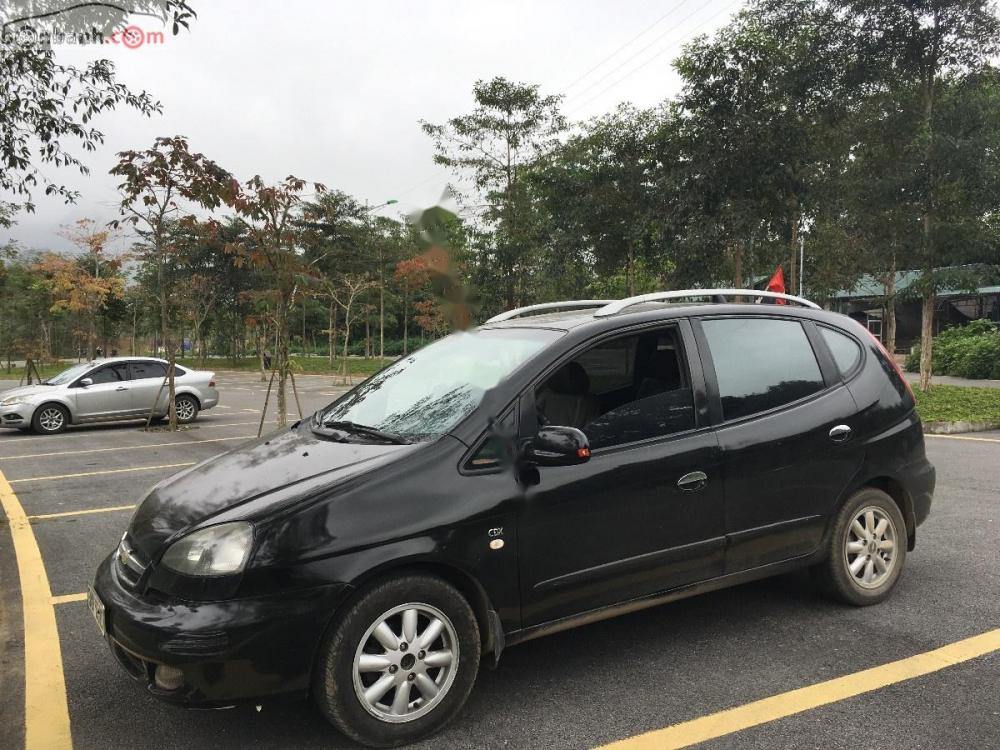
1, 360, 76, 380
914, 384, 1000, 424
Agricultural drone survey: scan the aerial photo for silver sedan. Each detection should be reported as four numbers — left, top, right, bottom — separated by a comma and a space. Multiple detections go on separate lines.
0, 357, 219, 434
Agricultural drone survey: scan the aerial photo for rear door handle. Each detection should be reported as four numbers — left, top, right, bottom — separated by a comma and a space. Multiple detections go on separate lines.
115, 386, 129, 392
677, 471, 708, 491
829, 424, 852, 442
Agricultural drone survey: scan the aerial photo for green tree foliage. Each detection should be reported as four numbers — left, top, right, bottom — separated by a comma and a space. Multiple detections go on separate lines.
422, 77, 566, 313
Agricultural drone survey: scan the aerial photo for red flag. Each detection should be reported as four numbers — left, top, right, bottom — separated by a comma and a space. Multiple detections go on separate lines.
766, 265, 786, 304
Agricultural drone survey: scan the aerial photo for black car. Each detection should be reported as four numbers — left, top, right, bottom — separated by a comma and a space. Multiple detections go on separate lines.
91, 289, 935, 747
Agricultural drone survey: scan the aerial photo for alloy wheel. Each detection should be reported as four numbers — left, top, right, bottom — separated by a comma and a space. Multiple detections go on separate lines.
176, 397, 195, 421
38, 407, 65, 432
352, 603, 459, 724
844, 506, 898, 589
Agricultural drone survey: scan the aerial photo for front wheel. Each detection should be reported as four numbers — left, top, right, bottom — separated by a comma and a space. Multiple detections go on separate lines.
313, 575, 480, 747
32, 403, 69, 434
815, 487, 907, 606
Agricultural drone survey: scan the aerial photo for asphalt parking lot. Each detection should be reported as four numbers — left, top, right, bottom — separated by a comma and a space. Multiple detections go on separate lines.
1, 372, 997, 750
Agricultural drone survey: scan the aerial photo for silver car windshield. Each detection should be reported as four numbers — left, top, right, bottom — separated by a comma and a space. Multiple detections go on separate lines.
44, 362, 95, 385
316, 328, 561, 440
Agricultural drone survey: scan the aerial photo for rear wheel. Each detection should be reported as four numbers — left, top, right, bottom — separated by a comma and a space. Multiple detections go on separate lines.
313, 575, 480, 747
816, 487, 906, 606
32, 404, 69, 434
174, 395, 199, 424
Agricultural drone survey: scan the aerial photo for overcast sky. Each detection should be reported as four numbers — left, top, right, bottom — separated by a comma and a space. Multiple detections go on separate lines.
5, 0, 743, 253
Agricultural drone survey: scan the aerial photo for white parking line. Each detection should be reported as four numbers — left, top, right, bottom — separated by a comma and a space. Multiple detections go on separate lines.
28, 504, 137, 521
0, 421, 261, 445
8, 462, 195, 484
0, 435, 254, 461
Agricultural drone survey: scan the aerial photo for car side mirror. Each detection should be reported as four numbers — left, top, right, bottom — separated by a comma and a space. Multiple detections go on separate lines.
79, 377, 93, 387
524, 426, 591, 467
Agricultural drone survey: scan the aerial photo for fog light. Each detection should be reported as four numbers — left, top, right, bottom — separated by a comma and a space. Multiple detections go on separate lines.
154, 664, 185, 691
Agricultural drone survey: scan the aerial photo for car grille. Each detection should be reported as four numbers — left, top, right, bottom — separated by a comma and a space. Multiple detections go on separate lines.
115, 535, 148, 589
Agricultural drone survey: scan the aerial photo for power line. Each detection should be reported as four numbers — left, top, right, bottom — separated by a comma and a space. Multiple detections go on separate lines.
561, 0, 697, 93
567, 0, 743, 117
565, 0, 704, 104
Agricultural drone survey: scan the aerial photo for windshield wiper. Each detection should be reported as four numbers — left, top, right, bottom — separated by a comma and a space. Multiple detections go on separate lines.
320, 420, 412, 444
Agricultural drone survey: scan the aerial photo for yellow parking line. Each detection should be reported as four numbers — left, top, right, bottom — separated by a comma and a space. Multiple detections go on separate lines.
51, 593, 87, 605
925, 433, 1000, 444
596, 628, 1000, 750
9, 462, 195, 484
0, 434, 253, 461
0, 469, 73, 750
28, 504, 136, 521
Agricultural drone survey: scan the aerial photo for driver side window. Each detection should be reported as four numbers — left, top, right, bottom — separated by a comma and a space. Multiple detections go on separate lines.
535, 327, 696, 450
87, 364, 128, 385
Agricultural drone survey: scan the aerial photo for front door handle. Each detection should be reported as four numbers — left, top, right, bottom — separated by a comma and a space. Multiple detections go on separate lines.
115, 386, 129, 392
829, 424, 852, 442
677, 471, 708, 491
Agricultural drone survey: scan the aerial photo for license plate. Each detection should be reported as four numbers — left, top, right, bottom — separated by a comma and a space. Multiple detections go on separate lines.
87, 585, 106, 637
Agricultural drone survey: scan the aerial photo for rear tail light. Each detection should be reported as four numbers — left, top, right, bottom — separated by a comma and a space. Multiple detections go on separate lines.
864, 329, 914, 399
209, 380, 216, 388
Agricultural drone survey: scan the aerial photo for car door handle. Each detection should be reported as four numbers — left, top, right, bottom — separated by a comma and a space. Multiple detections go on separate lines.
829, 424, 852, 442
677, 471, 708, 491
115, 386, 129, 392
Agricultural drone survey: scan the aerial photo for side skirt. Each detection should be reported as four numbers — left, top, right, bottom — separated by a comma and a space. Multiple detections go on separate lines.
504, 551, 823, 649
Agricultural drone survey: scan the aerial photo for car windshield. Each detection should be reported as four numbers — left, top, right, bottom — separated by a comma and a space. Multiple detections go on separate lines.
44, 362, 95, 385
316, 328, 561, 441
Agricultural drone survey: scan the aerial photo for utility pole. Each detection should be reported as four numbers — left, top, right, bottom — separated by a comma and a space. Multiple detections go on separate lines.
799, 235, 804, 297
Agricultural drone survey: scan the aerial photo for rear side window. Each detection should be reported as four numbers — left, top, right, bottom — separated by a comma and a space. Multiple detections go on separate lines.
702, 318, 825, 421
132, 361, 167, 380
819, 326, 862, 377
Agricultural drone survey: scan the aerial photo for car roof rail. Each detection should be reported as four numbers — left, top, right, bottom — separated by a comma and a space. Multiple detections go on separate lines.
593, 289, 820, 317
485, 300, 615, 323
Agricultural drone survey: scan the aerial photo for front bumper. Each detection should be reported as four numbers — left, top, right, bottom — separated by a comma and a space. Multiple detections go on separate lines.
92, 553, 351, 707
0, 402, 34, 428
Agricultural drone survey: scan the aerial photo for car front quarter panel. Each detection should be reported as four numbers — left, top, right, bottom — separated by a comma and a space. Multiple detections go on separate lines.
245, 436, 523, 632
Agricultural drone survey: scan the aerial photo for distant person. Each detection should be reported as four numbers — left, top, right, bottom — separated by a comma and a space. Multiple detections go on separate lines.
95, 346, 103, 357
263, 349, 272, 370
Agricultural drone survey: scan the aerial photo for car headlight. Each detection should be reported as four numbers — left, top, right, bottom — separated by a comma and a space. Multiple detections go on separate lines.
160, 522, 254, 576
0, 396, 25, 406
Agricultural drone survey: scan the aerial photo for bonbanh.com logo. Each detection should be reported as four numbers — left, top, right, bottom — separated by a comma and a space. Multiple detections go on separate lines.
1, 1, 191, 48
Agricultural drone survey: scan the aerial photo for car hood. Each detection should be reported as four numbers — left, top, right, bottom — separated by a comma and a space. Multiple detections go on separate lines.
127, 421, 418, 558
0, 384, 54, 400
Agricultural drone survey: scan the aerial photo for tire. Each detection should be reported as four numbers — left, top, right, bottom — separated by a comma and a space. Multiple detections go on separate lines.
313, 575, 480, 747
32, 403, 69, 434
174, 394, 199, 424
815, 487, 907, 606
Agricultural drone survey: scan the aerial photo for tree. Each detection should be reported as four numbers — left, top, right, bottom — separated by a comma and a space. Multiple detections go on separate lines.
227, 175, 326, 423
56, 218, 124, 358
111, 136, 232, 429
422, 77, 566, 312
674, 0, 853, 294
0, 1, 195, 223
835, 0, 1000, 390
332, 274, 376, 377
394, 256, 432, 355
33, 251, 125, 359
531, 104, 666, 296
